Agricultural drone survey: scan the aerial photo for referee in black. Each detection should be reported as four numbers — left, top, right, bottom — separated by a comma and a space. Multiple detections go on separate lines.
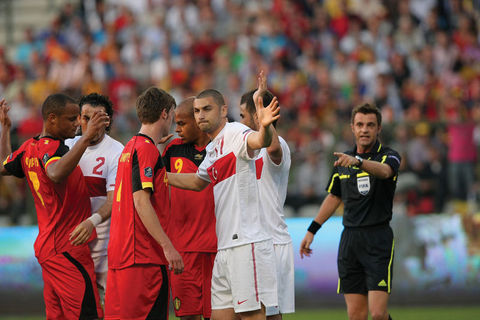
300, 103, 401, 320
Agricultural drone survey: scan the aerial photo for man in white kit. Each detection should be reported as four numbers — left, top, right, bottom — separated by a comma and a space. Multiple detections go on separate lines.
66, 93, 124, 305
239, 72, 294, 320
167, 88, 280, 320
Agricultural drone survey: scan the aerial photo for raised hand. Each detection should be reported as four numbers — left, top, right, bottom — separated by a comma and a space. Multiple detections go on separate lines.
0, 99, 11, 130
253, 70, 267, 107
256, 95, 280, 128
83, 110, 110, 144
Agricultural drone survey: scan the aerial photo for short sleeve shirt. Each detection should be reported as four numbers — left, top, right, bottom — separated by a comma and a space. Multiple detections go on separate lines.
163, 138, 217, 252
108, 134, 170, 269
196, 122, 269, 250
255, 136, 292, 244
326, 141, 401, 227
3, 136, 92, 263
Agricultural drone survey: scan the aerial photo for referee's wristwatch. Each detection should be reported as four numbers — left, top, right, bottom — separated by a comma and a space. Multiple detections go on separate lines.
355, 155, 363, 167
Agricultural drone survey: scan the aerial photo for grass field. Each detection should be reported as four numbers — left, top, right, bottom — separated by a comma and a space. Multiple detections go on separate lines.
2, 306, 480, 320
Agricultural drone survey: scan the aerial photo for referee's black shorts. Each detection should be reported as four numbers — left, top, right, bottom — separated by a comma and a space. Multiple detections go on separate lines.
337, 224, 394, 294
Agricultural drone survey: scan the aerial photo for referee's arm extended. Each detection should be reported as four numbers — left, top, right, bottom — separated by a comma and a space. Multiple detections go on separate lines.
333, 152, 395, 179
299, 193, 342, 259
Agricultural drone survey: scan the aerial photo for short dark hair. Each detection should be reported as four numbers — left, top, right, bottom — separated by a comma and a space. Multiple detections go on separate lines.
41, 93, 77, 120
79, 93, 114, 132
136, 87, 176, 124
240, 89, 276, 126
196, 89, 225, 107
240, 89, 274, 114
351, 103, 382, 126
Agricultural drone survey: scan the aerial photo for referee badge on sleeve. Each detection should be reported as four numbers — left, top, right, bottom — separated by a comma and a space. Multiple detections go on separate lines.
357, 176, 370, 195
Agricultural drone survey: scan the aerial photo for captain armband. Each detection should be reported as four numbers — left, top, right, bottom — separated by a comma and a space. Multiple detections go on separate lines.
87, 213, 102, 227
308, 220, 322, 235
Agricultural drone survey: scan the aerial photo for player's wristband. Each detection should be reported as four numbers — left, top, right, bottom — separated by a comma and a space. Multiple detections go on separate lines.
308, 220, 322, 234
87, 213, 102, 227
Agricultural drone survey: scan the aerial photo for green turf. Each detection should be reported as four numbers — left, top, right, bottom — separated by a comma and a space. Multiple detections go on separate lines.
2, 306, 480, 320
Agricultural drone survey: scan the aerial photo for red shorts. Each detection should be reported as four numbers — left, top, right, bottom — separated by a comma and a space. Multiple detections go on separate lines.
170, 252, 215, 318
41, 246, 103, 319
105, 264, 169, 320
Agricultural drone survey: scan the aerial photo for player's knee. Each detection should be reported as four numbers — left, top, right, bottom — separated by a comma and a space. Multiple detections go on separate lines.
347, 307, 368, 320
370, 309, 388, 320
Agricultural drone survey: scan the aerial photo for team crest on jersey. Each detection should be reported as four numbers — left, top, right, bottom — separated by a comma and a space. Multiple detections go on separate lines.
144, 167, 153, 178
42, 153, 49, 164
173, 297, 181, 311
357, 176, 370, 195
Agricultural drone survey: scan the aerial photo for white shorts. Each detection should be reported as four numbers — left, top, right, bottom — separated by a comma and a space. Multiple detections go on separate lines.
266, 242, 295, 316
211, 239, 278, 313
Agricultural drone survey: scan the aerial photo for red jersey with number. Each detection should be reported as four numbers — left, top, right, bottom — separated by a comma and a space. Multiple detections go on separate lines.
108, 134, 170, 269
3, 136, 93, 263
163, 138, 217, 252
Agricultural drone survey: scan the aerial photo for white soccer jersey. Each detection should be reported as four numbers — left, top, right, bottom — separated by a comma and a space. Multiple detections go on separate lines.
197, 122, 270, 250
65, 134, 123, 257
256, 137, 292, 245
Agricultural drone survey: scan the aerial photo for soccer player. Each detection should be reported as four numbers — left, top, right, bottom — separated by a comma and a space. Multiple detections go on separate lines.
0, 95, 108, 319
239, 72, 294, 320
300, 103, 401, 320
163, 97, 216, 320
167, 89, 280, 320
105, 87, 184, 320
65, 93, 124, 305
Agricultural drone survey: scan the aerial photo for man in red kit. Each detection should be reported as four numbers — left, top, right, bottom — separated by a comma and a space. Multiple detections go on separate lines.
105, 87, 184, 320
0, 95, 108, 319
163, 97, 217, 320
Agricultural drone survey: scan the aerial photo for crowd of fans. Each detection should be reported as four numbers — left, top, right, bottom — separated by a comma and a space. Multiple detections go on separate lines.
1, 0, 480, 224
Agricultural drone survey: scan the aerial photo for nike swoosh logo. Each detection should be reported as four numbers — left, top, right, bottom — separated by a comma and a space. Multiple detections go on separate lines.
237, 299, 248, 305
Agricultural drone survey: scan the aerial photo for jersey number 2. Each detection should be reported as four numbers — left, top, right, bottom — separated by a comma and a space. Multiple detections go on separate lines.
92, 157, 105, 175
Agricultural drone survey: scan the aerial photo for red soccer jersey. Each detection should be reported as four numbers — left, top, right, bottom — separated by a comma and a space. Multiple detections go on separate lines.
3, 136, 93, 263
163, 138, 216, 252
108, 134, 170, 269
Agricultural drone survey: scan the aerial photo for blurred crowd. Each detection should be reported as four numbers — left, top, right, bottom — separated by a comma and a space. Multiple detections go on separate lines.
1, 0, 480, 224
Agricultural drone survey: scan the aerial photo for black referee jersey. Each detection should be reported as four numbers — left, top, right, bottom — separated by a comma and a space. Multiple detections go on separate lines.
326, 141, 401, 227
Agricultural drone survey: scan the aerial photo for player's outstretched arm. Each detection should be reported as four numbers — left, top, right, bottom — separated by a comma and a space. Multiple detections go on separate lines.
0, 99, 12, 175
253, 70, 283, 164
246, 96, 280, 153
167, 172, 209, 191
134, 189, 184, 274
333, 152, 394, 179
300, 194, 342, 259
47, 110, 109, 183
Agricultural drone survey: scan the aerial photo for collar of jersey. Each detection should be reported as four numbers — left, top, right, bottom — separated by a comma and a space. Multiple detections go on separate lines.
136, 133, 155, 144
353, 140, 382, 156
36, 135, 60, 141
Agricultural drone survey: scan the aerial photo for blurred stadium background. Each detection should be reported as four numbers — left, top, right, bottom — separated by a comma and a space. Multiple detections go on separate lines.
1, 0, 480, 318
